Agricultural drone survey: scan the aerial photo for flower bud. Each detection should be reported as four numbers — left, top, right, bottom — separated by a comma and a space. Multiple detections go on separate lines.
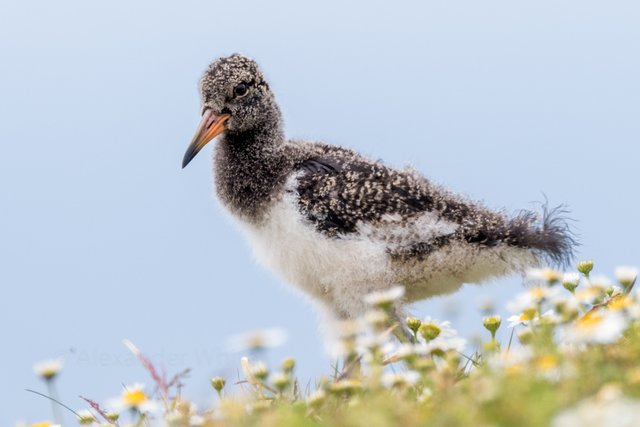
328, 379, 362, 397
365, 309, 389, 330
364, 286, 405, 311
615, 266, 638, 290
282, 357, 296, 373
210, 376, 226, 393
306, 390, 326, 409
543, 268, 562, 284
517, 327, 534, 345
77, 410, 95, 425
562, 272, 580, 293
107, 412, 120, 422
482, 315, 501, 338
405, 317, 422, 335
271, 372, 291, 392
577, 260, 594, 276
252, 362, 269, 381
418, 322, 441, 341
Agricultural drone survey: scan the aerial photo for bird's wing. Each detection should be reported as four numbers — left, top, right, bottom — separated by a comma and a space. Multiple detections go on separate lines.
291, 146, 487, 254
288, 143, 573, 266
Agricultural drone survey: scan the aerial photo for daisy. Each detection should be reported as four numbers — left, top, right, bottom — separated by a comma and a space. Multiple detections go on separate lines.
487, 347, 533, 375
508, 309, 559, 328
328, 379, 363, 396
226, 328, 287, 352
271, 372, 291, 392
381, 371, 420, 388
561, 272, 581, 292
534, 354, 561, 381
526, 268, 562, 284
250, 362, 269, 381
586, 275, 613, 290
551, 295, 581, 322
607, 294, 634, 312
426, 336, 467, 354
390, 343, 422, 359
75, 409, 95, 425
538, 309, 562, 326
506, 287, 559, 315
165, 402, 201, 427
33, 359, 63, 381
615, 266, 638, 288
364, 286, 405, 309
108, 383, 158, 414
364, 309, 389, 330
418, 316, 456, 342
507, 309, 538, 328
574, 285, 606, 305
562, 311, 627, 345
306, 389, 327, 408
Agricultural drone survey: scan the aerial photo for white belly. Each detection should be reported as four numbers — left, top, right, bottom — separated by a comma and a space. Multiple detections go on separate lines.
238, 192, 395, 317
229, 178, 537, 318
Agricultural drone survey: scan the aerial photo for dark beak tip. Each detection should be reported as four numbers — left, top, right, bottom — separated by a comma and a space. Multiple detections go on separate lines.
181, 156, 192, 169
182, 146, 197, 169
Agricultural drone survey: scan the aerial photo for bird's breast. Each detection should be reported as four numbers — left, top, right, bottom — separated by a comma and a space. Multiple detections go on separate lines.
232, 177, 396, 307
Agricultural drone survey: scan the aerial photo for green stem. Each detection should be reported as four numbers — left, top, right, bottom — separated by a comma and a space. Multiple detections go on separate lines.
46, 380, 64, 426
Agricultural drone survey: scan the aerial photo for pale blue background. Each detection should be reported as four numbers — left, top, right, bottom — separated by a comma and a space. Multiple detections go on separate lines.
1, 0, 639, 424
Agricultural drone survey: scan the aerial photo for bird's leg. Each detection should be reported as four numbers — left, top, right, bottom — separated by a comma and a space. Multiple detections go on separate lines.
328, 309, 363, 381
336, 354, 362, 381
392, 308, 416, 344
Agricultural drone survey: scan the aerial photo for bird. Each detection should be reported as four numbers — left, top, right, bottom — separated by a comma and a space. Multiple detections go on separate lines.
182, 54, 574, 343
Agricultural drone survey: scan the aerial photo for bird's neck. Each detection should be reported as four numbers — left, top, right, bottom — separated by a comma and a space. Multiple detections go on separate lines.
224, 123, 285, 149
214, 125, 292, 222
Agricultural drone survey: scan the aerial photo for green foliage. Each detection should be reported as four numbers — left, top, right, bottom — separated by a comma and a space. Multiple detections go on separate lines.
25, 263, 640, 427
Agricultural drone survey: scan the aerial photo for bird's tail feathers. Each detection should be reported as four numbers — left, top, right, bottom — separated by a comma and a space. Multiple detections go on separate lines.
506, 204, 576, 268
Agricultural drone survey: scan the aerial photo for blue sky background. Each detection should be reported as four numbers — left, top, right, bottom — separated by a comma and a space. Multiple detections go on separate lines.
1, 0, 639, 424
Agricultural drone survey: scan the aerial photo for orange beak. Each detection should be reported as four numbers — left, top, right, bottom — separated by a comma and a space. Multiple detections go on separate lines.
182, 110, 231, 168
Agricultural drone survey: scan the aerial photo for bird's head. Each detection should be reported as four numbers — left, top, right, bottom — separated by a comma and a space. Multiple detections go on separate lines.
182, 54, 281, 168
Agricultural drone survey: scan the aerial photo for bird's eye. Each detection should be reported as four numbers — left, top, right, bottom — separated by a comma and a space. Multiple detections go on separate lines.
234, 83, 249, 98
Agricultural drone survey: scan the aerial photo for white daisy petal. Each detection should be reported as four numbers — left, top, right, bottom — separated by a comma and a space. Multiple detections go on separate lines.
226, 328, 288, 352
364, 286, 405, 307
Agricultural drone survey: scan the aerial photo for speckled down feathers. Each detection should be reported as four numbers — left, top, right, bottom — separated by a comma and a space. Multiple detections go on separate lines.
192, 54, 575, 329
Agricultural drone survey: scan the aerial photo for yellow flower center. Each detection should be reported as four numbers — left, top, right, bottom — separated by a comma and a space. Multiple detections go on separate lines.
123, 388, 147, 406
608, 295, 632, 311
419, 323, 442, 341
543, 268, 561, 283
576, 312, 603, 331
530, 287, 546, 300
505, 364, 524, 376
521, 308, 537, 321
42, 369, 59, 380
576, 287, 600, 302
535, 355, 558, 371
30, 422, 52, 427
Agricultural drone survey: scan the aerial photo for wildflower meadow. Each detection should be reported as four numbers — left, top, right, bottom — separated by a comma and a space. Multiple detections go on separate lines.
22, 261, 640, 427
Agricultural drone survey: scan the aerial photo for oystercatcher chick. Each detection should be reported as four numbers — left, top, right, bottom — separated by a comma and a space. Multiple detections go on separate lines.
182, 54, 574, 342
